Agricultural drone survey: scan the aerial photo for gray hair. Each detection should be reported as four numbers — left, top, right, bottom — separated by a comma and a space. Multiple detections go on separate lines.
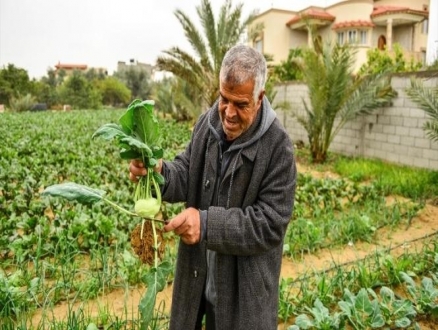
219, 44, 267, 102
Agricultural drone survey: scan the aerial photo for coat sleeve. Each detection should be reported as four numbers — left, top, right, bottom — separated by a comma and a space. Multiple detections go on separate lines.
160, 113, 207, 203
206, 126, 297, 256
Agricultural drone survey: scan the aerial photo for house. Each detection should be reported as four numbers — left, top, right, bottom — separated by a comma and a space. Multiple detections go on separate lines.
54, 62, 108, 77
117, 59, 155, 77
249, 0, 430, 71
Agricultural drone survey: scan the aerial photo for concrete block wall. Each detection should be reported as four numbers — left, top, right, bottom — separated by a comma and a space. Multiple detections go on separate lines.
272, 73, 438, 170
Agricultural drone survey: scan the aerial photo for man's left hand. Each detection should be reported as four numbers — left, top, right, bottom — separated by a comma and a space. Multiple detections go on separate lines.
164, 207, 201, 245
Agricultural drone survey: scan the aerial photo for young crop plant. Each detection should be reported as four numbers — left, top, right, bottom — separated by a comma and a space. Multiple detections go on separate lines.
42, 99, 171, 329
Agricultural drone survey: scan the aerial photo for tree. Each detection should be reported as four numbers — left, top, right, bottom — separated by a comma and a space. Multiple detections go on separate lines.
114, 67, 153, 100
0, 64, 32, 106
58, 70, 102, 109
95, 77, 131, 107
152, 76, 203, 121
405, 78, 438, 143
294, 42, 396, 163
156, 0, 256, 109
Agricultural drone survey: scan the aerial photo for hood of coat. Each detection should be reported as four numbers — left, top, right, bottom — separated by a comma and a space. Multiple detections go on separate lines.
207, 96, 277, 150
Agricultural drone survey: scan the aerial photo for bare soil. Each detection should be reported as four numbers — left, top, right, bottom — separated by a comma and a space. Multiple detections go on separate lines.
131, 221, 166, 265
31, 164, 438, 329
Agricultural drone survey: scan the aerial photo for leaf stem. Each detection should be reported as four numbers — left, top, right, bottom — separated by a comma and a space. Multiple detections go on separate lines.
102, 197, 137, 216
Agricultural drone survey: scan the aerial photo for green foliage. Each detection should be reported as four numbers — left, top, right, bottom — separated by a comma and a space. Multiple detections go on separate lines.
289, 298, 343, 330
152, 77, 202, 122
295, 41, 396, 163
157, 0, 256, 108
284, 173, 420, 256
0, 64, 33, 106
271, 48, 304, 82
405, 78, 438, 143
114, 67, 153, 100
95, 77, 131, 107
58, 70, 102, 109
333, 155, 438, 200
8, 93, 36, 112
31, 79, 59, 108
0, 109, 190, 328
358, 43, 422, 76
401, 271, 438, 316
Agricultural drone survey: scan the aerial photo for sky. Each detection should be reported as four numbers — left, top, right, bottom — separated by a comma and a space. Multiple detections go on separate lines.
0, 0, 342, 79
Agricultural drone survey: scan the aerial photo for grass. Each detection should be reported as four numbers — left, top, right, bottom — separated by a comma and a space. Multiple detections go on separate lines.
295, 147, 438, 201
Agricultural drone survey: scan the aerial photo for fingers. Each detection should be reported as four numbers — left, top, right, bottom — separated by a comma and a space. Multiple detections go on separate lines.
129, 160, 147, 182
164, 208, 200, 245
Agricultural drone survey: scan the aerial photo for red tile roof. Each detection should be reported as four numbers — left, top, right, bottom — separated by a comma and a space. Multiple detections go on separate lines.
286, 8, 335, 26
372, 5, 428, 18
332, 20, 375, 30
55, 63, 88, 70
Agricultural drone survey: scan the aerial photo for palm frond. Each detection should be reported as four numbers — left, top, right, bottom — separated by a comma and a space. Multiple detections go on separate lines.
174, 10, 209, 65
198, 0, 217, 67
405, 78, 438, 120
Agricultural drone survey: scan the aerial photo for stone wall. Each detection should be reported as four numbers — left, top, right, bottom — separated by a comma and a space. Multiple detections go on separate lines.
272, 72, 438, 170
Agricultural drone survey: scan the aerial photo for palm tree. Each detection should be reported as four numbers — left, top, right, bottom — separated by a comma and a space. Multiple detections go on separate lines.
156, 0, 256, 109
405, 78, 438, 143
293, 41, 396, 163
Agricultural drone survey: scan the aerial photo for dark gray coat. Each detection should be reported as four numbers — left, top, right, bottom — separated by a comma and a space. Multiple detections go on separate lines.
162, 97, 296, 330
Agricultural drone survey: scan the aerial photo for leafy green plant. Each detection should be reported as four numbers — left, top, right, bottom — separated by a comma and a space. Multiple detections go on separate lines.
358, 43, 422, 76
338, 288, 385, 329
8, 93, 36, 112
41, 100, 171, 329
377, 286, 416, 328
288, 298, 343, 330
293, 41, 396, 163
400, 271, 438, 317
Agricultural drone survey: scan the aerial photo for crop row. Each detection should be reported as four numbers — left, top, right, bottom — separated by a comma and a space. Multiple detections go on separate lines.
0, 110, 435, 329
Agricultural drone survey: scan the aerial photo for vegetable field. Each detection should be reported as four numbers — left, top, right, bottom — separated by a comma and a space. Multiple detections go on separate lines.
1, 109, 438, 329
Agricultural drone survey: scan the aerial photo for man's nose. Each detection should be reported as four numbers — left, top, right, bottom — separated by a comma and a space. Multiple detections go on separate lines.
226, 103, 237, 117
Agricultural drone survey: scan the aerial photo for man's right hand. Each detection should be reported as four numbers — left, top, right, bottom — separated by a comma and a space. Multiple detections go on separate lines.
129, 159, 163, 183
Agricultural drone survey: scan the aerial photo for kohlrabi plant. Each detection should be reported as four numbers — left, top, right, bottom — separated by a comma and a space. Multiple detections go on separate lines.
42, 99, 171, 329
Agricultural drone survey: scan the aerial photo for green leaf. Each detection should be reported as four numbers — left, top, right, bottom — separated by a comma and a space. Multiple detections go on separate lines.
91, 123, 126, 141
152, 171, 165, 186
119, 99, 159, 146
41, 182, 105, 204
395, 317, 411, 328
355, 288, 373, 315
294, 314, 314, 329
119, 136, 152, 155
139, 261, 172, 329
120, 149, 142, 160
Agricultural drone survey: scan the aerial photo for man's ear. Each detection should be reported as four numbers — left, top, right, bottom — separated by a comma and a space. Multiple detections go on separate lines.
258, 90, 265, 103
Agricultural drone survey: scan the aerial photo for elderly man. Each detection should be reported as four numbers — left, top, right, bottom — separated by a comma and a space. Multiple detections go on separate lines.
130, 44, 296, 330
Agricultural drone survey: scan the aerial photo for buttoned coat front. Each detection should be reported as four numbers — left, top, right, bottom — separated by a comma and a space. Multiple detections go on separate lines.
161, 97, 296, 330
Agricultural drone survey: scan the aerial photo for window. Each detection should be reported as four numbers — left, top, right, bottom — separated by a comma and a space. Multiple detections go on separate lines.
254, 39, 263, 53
338, 30, 368, 45
360, 31, 367, 45
337, 32, 345, 45
348, 30, 357, 43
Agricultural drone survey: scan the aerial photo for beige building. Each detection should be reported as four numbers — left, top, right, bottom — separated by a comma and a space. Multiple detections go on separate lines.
249, 0, 430, 71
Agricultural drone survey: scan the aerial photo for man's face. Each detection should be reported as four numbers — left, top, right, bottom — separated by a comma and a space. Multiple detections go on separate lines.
218, 79, 264, 141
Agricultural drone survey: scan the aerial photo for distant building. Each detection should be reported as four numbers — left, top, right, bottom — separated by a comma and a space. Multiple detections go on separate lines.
54, 62, 108, 77
117, 59, 155, 77
248, 0, 430, 71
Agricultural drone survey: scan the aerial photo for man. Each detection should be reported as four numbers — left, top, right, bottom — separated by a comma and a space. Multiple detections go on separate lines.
130, 44, 296, 330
